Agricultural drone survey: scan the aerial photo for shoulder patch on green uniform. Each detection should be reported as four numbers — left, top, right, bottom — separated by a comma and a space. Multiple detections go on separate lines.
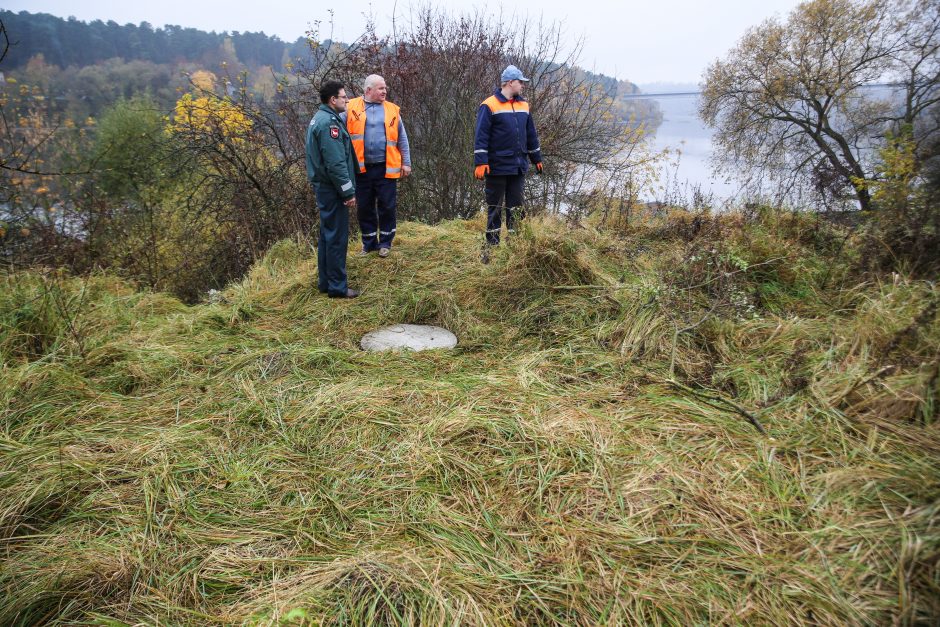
330, 125, 340, 139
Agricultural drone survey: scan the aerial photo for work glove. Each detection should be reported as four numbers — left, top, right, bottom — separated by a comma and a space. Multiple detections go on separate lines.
535, 162, 543, 174
474, 164, 489, 180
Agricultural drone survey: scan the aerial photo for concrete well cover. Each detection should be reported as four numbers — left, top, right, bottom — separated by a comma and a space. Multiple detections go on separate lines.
360, 324, 458, 352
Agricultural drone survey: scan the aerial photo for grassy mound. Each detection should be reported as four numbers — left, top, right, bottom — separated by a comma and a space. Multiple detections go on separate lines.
1, 213, 938, 624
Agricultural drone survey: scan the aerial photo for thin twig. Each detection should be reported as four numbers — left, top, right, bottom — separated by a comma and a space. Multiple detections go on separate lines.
666, 377, 768, 436
551, 284, 619, 290
677, 255, 791, 292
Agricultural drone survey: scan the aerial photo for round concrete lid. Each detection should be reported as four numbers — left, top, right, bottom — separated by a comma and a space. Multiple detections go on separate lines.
360, 324, 458, 352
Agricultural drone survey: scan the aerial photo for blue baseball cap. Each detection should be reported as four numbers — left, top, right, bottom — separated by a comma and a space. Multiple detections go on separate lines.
501, 65, 530, 83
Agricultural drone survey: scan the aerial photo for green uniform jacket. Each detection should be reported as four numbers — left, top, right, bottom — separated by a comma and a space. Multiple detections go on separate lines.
305, 104, 356, 200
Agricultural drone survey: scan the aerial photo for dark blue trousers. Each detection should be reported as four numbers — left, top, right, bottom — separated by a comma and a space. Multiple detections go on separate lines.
484, 174, 525, 245
356, 162, 398, 251
315, 183, 349, 296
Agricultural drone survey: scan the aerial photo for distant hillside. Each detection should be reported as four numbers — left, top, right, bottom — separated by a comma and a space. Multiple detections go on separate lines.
585, 69, 662, 127
0, 10, 654, 117
0, 10, 307, 70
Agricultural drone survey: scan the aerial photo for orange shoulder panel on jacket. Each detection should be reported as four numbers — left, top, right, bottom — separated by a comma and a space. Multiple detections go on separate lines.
483, 96, 529, 114
482, 95, 501, 111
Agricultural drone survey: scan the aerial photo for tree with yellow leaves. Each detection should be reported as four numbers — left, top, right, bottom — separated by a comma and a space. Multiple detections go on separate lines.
170, 92, 252, 144
190, 70, 217, 92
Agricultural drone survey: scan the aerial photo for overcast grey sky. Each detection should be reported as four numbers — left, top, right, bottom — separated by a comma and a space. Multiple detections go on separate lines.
2, 0, 805, 84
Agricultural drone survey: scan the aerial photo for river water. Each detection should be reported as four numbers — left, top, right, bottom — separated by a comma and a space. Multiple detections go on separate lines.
634, 85, 904, 208
636, 91, 738, 204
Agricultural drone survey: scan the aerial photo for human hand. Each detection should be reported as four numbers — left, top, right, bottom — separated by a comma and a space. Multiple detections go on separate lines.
344, 197, 357, 208
402, 165, 412, 177
474, 164, 489, 180
535, 162, 543, 174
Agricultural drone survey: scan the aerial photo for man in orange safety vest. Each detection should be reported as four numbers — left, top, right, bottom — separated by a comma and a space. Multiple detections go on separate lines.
343, 74, 413, 258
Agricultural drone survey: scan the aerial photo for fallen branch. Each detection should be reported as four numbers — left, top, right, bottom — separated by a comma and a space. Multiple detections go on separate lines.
668, 298, 723, 377
833, 364, 896, 406
551, 284, 623, 290
666, 377, 768, 436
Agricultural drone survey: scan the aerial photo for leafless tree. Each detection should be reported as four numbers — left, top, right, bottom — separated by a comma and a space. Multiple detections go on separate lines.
289, 7, 655, 222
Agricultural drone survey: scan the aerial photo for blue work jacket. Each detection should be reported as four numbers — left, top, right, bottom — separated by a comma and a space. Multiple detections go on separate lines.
473, 89, 542, 176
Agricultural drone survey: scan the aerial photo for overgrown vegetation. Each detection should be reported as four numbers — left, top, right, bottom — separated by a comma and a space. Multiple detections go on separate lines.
1, 212, 937, 624
0, 10, 662, 301
1, 2, 938, 619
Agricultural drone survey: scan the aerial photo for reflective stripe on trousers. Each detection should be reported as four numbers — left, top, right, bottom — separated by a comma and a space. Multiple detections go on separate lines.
356, 162, 399, 251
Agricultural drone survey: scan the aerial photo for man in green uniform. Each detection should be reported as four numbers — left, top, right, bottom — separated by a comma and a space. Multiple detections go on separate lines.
305, 80, 360, 298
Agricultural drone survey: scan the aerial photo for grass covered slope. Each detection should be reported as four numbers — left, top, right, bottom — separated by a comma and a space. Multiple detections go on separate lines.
1, 214, 939, 625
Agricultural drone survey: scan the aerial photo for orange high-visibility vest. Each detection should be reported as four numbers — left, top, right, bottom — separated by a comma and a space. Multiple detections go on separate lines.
346, 98, 402, 179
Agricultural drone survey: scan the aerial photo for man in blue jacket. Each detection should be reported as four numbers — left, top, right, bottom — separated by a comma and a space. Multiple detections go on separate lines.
306, 80, 360, 298
473, 64, 543, 262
